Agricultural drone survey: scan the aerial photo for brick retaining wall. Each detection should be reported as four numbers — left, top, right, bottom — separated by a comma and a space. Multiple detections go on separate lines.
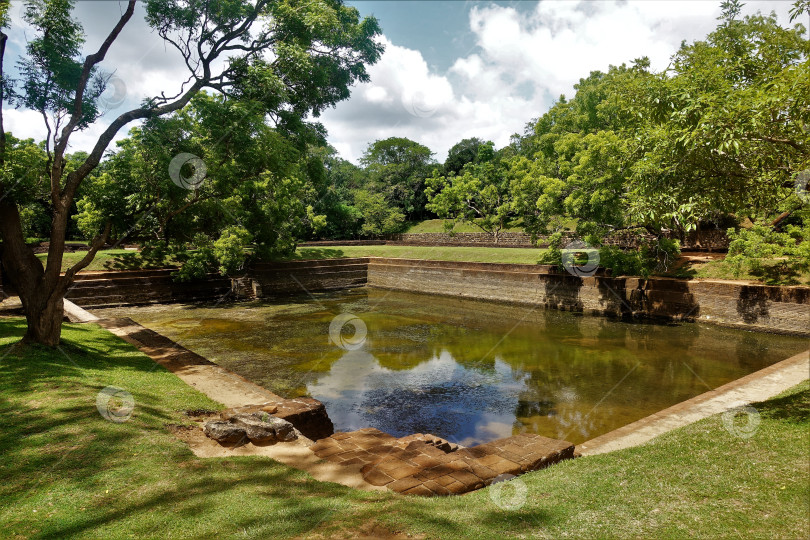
365, 258, 809, 336
249, 258, 369, 295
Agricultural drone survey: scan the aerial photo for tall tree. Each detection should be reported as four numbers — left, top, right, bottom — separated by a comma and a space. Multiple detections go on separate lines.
0, 0, 382, 346
74, 92, 325, 273
360, 137, 435, 221
443, 137, 484, 176
426, 142, 517, 243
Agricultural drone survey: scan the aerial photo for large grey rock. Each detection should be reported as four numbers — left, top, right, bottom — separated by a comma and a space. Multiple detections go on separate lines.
203, 421, 247, 445
203, 413, 297, 446
230, 413, 297, 443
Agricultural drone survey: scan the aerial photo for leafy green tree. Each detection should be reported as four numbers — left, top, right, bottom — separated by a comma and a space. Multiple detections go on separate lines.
352, 189, 405, 237
511, 6, 809, 254
0, 0, 382, 346
443, 137, 484, 176
360, 137, 435, 220
626, 10, 809, 231
75, 92, 329, 276
725, 218, 810, 284
427, 142, 517, 242
510, 63, 652, 241
0, 134, 49, 239
308, 146, 365, 239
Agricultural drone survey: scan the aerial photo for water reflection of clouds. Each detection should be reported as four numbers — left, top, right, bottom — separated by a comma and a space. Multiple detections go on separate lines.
307, 349, 526, 445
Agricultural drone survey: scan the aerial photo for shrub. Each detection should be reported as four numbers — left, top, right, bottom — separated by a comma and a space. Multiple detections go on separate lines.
726, 222, 809, 283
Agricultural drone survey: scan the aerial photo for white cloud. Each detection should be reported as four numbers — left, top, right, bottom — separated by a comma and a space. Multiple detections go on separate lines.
320, 0, 795, 163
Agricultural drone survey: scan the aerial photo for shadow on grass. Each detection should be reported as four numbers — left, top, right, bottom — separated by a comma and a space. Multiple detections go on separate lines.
748, 262, 803, 286
288, 248, 345, 260
751, 386, 810, 425
104, 252, 172, 271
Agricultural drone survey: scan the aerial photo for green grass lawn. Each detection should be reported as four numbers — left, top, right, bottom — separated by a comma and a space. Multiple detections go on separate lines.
670, 258, 810, 286
403, 219, 525, 234
35, 249, 172, 273
37, 246, 549, 273
1, 318, 808, 539
290, 245, 548, 265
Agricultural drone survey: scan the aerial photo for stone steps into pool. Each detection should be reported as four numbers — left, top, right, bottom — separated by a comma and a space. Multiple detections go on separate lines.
65, 271, 231, 308
310, 427, 575, 496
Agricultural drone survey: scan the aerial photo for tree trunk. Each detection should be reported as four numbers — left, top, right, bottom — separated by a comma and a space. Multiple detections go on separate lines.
21, 290, 64, 346
0, 198, 66, 346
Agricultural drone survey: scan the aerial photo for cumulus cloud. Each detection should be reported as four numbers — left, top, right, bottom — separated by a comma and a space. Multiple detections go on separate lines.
320, 0, 794, 163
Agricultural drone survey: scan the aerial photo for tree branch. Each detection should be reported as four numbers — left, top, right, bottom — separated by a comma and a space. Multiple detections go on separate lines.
61, 221, 111, 284
53, 0, 136, 163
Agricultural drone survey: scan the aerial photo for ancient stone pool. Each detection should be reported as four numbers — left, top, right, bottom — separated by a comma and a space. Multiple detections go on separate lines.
94, 288, 808, 445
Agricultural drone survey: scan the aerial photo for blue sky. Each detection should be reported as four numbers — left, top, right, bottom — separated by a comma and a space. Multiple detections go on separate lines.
3, 1, 800, 163
349, 1, 537, 72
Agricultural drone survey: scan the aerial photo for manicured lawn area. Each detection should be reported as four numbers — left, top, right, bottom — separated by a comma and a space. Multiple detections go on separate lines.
671, 258, 810, 286
1, 318, 808, 538
35, 249, 170, 273
291, 244, 548, 265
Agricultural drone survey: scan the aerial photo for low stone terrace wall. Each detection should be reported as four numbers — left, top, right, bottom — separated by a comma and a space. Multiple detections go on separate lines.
390, 232, 536, 247
366, 258, 810, 336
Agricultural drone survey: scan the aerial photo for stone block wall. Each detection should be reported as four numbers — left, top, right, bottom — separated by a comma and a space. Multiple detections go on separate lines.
249, 258, 369, 296
389, 232, 536, 247
365, 258, 809, 336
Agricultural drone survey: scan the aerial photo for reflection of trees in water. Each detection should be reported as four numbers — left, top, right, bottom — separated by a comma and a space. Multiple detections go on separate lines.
515, 398, 556, 417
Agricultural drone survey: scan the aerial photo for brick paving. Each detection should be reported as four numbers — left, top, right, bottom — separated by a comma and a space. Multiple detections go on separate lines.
310, 428, 575, 496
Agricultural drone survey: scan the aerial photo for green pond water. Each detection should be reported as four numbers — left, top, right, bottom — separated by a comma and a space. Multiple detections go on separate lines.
93, 288, 808, 446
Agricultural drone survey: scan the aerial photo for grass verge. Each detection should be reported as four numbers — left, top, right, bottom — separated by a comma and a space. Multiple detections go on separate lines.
290, 244, 548, 265
34, 250, 173, 273
1, 318, 808, 538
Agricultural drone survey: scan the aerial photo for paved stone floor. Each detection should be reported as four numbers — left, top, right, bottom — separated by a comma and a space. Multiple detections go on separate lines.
311, 428, 575, 496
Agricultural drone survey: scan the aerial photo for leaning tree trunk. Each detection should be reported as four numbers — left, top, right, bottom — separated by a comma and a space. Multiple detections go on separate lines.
0, 198, 69, 346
